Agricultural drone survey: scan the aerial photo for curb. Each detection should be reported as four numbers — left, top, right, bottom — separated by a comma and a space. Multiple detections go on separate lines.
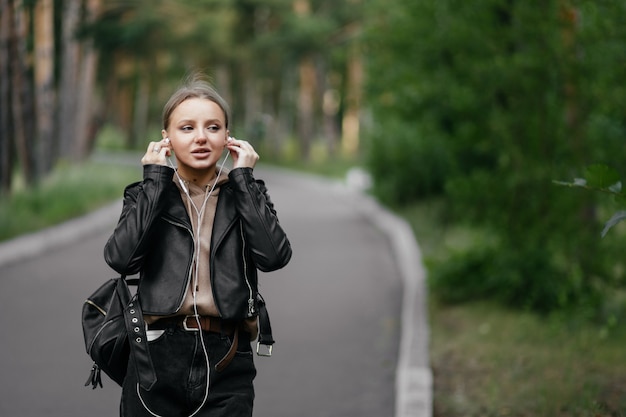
337, 183, 433, 417
0, 201, 121, 269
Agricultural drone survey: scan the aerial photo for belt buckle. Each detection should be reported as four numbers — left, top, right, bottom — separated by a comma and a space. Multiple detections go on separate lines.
183, 315, 201, 331
256, 342, 273, 357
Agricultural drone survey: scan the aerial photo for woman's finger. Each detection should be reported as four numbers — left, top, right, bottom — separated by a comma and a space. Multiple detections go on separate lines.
141, 140, 170, 166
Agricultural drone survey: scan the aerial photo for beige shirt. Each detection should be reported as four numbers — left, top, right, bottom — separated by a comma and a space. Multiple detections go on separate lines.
176, 173, 227, 317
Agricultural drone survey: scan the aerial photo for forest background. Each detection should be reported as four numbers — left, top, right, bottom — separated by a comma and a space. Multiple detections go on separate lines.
2, 0, 626, 415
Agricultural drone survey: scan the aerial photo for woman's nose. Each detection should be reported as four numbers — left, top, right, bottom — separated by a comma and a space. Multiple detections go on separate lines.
194, 131, 207, 143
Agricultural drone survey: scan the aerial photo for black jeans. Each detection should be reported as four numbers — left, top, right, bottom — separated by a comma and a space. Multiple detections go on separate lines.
120, 326, 256, 417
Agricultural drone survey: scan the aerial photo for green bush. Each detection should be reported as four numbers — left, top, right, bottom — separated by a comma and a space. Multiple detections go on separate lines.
438, 166, 617, 313
365, 120, 453, 205
429, 243, 604, 314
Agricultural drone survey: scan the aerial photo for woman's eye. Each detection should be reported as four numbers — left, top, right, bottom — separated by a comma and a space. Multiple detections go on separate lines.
208, 125, 220, 132
181, 126, 193, 131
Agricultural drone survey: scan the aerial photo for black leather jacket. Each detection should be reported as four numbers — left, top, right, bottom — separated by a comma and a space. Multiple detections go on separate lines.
104, 165, 292, 320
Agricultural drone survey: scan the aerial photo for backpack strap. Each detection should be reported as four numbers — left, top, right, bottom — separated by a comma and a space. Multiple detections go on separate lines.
122, 277, 158, 391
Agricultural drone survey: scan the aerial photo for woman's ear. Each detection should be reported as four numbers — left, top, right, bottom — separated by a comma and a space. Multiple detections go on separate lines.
161, 129, 167, 140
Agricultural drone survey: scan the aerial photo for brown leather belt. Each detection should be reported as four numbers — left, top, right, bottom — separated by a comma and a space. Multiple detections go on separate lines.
149, 315, 241, 372
182, 315, 237, 334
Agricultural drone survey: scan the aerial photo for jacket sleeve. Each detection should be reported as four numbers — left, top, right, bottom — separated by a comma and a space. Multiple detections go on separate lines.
229, 168, 292, 272
104, 165, 175, 275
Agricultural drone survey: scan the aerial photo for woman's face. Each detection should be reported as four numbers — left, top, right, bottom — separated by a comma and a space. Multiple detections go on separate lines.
163, 97, 229, 182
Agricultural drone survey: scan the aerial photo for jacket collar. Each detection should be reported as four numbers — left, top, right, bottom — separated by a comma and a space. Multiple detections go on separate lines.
162, 180, 238, 248
163, 182, 192, 229
211, 183, 238, 249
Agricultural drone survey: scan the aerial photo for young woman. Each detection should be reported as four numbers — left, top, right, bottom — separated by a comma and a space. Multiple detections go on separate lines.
104, 74, 292, 416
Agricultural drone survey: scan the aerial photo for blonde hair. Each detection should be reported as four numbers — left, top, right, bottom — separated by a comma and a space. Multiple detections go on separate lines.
162, 72, 230, 130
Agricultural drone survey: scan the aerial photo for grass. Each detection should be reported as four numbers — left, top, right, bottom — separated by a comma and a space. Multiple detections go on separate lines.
263, 156, 365, 179
0, 159, 140, 242
396, 200, 626, 417
429, 299, 626, 416
3, 154, 626, 416
253, 134, 366, 180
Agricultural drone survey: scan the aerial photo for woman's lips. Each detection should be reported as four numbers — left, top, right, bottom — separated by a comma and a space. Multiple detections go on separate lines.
191, 149, 211, 159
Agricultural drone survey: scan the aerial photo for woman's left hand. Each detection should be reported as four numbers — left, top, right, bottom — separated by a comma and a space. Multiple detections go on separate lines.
226, 137, 259, 169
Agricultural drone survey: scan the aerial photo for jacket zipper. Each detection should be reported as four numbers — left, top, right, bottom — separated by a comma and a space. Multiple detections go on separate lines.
164, 217, 195, 312
163, 216, 253, 318
88, 319, 116, 353
85, 299, 106, 316
240, 221, 255, 316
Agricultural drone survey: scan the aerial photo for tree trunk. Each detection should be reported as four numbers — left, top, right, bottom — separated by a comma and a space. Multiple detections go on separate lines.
57, 0, 81, 159
213, 64, 232, 107
320, 58, 339, 157
258, 65, 286, 159
560, 3, 582, 164
264, 64, 285, 159
341, 39, 362, 156
244, 72, 262, 142
33, 0, 56, 176
111, 70, 135, 147
297, 55, 316, 160
132, 69, 150, 146
74, 0, 101, 160
293, 0, 315, 160
11, 1, 36, 185
0, 0, 14, 193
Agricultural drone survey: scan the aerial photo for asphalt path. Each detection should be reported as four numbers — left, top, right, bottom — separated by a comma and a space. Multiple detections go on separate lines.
0, 167, 430, 417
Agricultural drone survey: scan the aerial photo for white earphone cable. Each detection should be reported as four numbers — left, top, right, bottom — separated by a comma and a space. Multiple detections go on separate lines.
138, 149, 230, 417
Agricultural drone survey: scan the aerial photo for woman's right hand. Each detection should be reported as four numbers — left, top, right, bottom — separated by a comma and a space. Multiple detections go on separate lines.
141, 138, 172, 166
